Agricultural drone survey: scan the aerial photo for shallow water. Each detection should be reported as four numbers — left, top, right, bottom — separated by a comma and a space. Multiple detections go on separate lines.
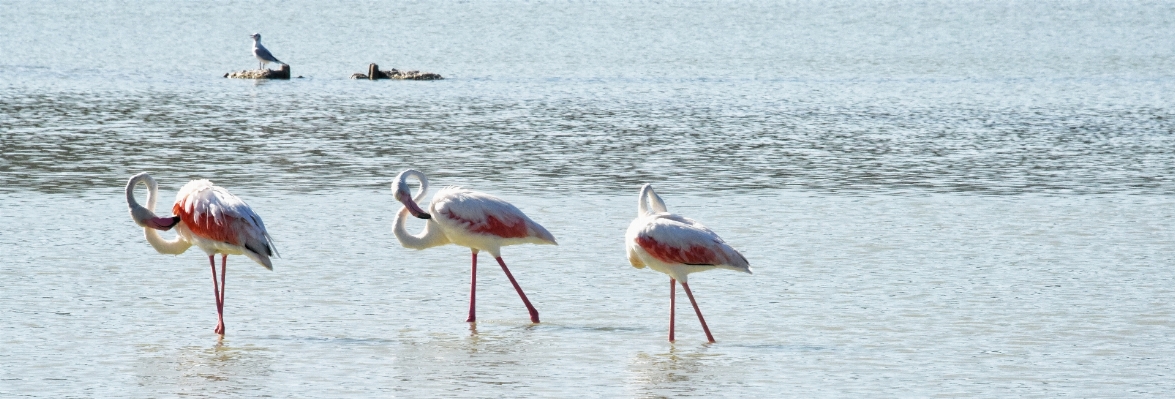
3, 0, 1175, 397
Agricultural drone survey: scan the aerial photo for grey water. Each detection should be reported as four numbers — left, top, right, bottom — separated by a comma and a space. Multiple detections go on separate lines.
2, 0, 1174, 397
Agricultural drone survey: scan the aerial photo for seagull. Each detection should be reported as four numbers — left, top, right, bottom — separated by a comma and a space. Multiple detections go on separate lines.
250, 33, 284, 70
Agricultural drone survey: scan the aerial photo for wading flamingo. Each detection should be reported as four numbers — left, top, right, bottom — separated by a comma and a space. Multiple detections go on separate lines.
625, 184, 750, 342
391, 169, 556, 323
125, 172, 277, 336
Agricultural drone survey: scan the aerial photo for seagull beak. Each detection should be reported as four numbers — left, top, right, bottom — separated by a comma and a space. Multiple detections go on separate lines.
398, 195, 431, 219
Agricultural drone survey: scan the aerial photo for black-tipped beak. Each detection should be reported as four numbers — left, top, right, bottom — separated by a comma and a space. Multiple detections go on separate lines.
399, 195, 432, 220
146, 216, 181, 231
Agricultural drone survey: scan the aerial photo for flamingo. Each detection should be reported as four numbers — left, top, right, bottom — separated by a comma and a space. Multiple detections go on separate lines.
625, 184, 751, 342
125, 172, 278, 336
391, 169, 556, 323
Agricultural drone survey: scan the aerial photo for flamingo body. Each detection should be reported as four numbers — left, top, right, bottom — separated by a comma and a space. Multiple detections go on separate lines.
627, 213, 749, 283
626, 184, 750, 342
392, 170, 554, 323
429, 187, 557, 254
171, 179, 276, 269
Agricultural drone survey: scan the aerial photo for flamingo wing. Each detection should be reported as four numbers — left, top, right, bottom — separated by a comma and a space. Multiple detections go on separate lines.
433, 187, 556, 243
634, 214, 749, 271
173, 180, 278, 258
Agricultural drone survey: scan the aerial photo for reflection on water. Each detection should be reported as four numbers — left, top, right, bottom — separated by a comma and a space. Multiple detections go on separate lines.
135, 343, 273, 396
626, 346, 715, 397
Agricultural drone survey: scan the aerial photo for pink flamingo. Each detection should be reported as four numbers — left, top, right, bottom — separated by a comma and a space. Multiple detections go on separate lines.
625, 184, 751, 342
125, 172, 277, 336
391, 169, 556, 323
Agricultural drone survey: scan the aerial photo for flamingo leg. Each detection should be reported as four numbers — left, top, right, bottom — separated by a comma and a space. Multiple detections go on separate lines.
208, 255, 224, 336
669, 278, 677, 342
680, 282, 715, 343
217, 254, 227, 336
494, 256, 540, 323
467, 250, 478, 323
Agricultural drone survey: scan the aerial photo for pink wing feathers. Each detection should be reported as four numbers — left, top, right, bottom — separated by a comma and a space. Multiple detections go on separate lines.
634, 214, 749, 271
432, 187, 556, 243
173, 180, 278, 259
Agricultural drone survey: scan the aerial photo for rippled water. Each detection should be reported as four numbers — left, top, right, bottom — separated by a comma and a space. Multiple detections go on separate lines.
3, 0, 1175, 397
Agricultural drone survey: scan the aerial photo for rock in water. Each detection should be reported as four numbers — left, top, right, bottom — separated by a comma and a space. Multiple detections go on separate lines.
383, 69, 443, 80
225, 65, 291, 79
355, 64, 443, 80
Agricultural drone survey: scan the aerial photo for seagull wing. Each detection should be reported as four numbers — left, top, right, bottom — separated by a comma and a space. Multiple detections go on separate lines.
253, 44, 282, 64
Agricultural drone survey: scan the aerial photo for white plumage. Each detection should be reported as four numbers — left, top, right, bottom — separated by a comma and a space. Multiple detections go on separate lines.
172, 179, 278, 269
624, 183, 750, 342
250, 33, 284, 70
391, 169, 555, 323
125, 172, 277, 336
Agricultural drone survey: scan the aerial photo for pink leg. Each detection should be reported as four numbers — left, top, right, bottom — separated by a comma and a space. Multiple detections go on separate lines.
467, 250, 478, 323
208, 256, 224, 336
669, 279, 677, 342
494, 256, 540, 323
216, 254, 227, 336
680, 282, 715, 343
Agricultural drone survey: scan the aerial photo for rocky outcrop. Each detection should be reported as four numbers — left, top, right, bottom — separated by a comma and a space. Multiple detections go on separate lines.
225, 65, 291, 79
352, 64, 442, 80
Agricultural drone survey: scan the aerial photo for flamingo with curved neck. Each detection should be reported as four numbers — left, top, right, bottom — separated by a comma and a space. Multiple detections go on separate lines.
625, 184, 751, 342
391, 169, 556, 323
126, 172, 278, 336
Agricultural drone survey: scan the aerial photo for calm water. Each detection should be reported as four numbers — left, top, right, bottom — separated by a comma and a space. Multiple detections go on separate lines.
2, 0, 1174, 397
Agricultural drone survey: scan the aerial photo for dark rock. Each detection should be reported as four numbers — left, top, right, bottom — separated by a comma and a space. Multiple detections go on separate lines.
356, 63, 443, 80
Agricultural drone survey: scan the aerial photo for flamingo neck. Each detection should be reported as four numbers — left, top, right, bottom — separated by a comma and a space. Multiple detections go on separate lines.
126, 173, 192, 255
638, 184, 668, 216
392, 207, 450, 250
126, 173, 160, 225
394, 169, 430, 202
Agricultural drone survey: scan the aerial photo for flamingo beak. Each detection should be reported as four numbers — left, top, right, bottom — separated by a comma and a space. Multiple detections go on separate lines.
145, 216, 181, 231
398, 194, 431, 219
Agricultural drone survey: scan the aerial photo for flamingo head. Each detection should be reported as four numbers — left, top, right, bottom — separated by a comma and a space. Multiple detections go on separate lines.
393, 169, 431, 220
126, 172, 183, 231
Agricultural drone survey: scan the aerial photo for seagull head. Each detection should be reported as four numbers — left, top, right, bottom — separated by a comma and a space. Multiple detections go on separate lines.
250, 33, 261, 41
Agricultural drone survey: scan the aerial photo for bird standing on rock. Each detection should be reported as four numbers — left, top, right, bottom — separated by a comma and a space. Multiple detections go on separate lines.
250, 33, 284, 70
